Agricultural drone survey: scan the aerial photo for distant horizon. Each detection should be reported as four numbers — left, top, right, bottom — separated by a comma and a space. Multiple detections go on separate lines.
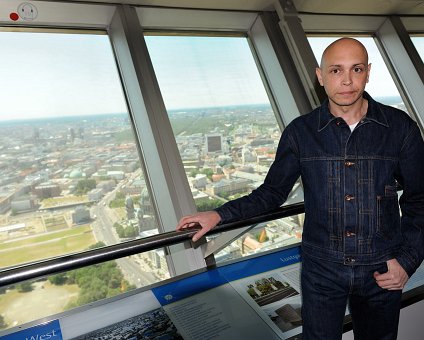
0, 102, 272, 124
0, 95, 404, 124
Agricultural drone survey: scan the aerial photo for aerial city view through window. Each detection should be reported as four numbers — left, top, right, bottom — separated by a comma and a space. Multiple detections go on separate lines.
0, 31, 409, 331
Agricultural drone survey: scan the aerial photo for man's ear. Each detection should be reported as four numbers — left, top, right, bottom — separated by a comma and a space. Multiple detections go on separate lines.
316, 67, 324, 86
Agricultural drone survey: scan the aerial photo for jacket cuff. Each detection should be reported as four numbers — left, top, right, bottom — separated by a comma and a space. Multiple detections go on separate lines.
396, 250, 418, 278
214, 206, 232, 225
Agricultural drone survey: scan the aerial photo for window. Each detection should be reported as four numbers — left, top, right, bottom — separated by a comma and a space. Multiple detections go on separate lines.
308, 36, 409, 113
145, 35, 279, 203
0, 30, 168, 330
145, 35, 303, 263
411, 36, 424, 62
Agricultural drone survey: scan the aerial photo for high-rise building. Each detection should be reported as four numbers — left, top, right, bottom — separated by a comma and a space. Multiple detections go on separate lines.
206, 134, 222, 153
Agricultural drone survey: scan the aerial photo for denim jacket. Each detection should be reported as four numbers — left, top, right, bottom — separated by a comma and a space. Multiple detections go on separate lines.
216, 92, 424, 277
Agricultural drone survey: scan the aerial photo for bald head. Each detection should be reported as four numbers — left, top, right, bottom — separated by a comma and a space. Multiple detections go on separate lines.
315, 37, 371, 113
320, 38, 368, 68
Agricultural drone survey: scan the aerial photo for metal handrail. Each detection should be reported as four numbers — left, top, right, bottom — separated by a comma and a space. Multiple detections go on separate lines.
0, 202, 305, 287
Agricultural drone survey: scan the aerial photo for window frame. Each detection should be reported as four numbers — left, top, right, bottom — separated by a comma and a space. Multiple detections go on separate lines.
0, 1, 304, 277
122, 6, 303, 272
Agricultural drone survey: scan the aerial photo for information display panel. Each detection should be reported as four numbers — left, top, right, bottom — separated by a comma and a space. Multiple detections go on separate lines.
3, 246, 424, 340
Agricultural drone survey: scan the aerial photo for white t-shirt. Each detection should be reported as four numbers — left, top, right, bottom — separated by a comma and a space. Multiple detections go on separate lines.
349, 122, 359, 132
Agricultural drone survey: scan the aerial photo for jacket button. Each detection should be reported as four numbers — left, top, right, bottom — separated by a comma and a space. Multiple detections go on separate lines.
345, 161, 355, 167
345, 195, 355, 201
345, 257, 355, 264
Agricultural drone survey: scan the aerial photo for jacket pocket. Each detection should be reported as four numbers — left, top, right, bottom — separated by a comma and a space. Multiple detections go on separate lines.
376, 186, 400, 241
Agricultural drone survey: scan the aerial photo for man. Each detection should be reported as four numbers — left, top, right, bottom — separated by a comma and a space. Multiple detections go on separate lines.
177, 38, 424, 339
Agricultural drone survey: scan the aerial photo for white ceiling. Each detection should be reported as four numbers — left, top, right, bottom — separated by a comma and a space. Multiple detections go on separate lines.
50, 0, 424, 15
293, 0, 424, 15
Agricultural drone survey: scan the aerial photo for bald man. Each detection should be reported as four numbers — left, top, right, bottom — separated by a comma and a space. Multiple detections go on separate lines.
177, 38, 424, 339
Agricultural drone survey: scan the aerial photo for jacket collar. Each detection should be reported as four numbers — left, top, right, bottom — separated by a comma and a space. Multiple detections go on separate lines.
317, 91, 389, 132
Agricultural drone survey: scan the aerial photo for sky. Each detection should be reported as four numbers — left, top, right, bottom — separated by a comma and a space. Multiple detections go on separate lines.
0, 32, 127, 121
0, 31, 423, 121
145, 36, 271, 110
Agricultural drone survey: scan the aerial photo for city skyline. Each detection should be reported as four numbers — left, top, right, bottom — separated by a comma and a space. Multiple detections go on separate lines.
0, 95, 404, 125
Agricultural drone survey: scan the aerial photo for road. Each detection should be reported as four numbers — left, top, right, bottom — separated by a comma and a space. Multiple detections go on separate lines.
90, 178, 158, 288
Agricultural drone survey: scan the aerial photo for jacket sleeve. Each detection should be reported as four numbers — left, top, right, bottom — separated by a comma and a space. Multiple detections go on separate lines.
396, 122, 424, 277
215, 124, 301, 224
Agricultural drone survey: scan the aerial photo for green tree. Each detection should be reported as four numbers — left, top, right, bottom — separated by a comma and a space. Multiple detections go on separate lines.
108, 274, 121, 289
114, 223, 125, 238
229, 193, 246, 200
49, 273, 67, 285
124, 225, 138, 238
218, 191, 230, 200
17, 282, 33, 292
0, 315, 7, 329
109, 192, 126, 208
75, 179, 97, 195
64, 245, 135, 310
115, 191, 126, 200
190, 169, 199, 178
88, 241, 106, 250
77, 277, 108, 305
200, 168, 214, 181
66, 261, 132, 308
195, 199, 223, 211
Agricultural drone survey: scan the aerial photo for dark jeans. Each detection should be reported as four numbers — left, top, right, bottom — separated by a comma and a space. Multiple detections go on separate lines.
301, 254, 402, 340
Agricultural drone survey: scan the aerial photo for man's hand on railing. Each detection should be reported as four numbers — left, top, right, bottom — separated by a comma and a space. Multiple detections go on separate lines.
176, 211, 222, 242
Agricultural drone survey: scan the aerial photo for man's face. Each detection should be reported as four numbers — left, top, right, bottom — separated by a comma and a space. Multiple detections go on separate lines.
316, 40, 371, 108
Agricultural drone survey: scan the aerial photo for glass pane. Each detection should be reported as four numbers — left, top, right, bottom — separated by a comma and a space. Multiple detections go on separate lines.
411, 36, 424, 61
145, 35, 303, 263
308, 36, 409, 113
0, 31, 167, 330
0, 255, 154, 330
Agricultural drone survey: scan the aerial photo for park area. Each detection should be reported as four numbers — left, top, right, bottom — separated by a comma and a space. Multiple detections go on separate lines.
0, 217, 96, 330
0, 281, 79, 329
0, 224, 95, 268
